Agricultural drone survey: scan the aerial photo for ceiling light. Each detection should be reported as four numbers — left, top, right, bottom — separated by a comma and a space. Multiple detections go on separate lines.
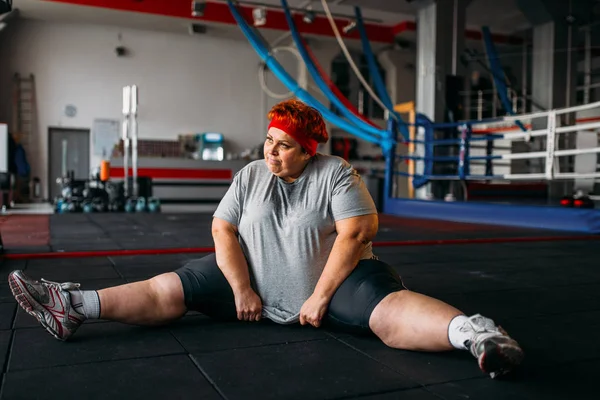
303, 7, 315, 24
343, 21, 356, 34
191, 0, 206, 17
253, 7, 267, 27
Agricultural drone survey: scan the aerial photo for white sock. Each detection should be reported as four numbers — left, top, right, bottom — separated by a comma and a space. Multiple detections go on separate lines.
447, 314, 471, 350
69, 290, 101, 319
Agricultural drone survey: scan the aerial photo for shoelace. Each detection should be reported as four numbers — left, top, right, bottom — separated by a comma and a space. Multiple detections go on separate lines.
40, 278, 81, 292
459, 314, 499, 334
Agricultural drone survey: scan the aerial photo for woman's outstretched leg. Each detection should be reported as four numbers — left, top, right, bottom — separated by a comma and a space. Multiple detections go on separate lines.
369, 290, 524, 378
8, 270, 187, 341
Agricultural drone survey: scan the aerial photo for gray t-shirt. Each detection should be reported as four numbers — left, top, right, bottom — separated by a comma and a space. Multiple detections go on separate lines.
213, 154, 377, 324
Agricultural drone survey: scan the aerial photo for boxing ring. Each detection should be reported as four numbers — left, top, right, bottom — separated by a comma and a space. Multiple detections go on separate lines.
385, 102, 600, 233
223, 0, 600, 234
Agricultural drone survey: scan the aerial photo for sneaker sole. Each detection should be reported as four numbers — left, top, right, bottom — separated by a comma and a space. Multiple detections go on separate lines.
479, 340, 524, 379
8, 273, 67, 341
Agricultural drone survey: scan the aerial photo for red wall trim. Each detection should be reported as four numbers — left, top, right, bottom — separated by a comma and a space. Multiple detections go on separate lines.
43, 0, 395, 43
392, 21, 523, 45
110, 167, 233, 180
44, 0, 523, 45
392, 21, 416, 36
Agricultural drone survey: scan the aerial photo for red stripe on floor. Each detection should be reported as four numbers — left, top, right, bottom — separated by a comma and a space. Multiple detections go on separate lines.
2, 235, 598, 260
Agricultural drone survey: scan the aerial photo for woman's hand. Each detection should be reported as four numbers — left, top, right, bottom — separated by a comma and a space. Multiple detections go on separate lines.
299, 293, 330, 328
233, 288, 263, 322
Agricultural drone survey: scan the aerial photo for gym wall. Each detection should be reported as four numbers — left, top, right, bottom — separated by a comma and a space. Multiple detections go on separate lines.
0, 19, 316, 198
0, 18, 414, 200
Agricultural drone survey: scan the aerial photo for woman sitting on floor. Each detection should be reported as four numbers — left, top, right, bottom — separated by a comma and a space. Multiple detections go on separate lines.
8, 99, 523, 379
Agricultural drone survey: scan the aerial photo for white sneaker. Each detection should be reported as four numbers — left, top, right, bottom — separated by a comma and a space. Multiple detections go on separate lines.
461, 314, 524, 378
8, 270, 85, 341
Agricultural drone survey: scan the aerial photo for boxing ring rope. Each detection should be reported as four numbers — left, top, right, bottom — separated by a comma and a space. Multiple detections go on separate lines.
396, 100, 600, 190
226, 0, 392, 149
224, 0, 600, 232
381, 101, 600, 233
278, 0, 383, 137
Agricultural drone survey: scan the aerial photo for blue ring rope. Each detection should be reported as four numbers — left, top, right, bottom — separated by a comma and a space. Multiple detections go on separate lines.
279, 0, 386, 138
226, 0, 384, 146
354, 7, 410, 141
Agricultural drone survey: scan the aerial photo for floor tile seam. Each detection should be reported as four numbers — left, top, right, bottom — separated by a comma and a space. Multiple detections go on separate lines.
1, 328, 16, 398
180, 336, 330, 355
0, 372, 6, 399
411, 355, 600, 389
187, 354, 230, 400
4, 350, 190, 373
106, 255, 124, 279
84, 215, 114, 239
328, 334, 426, 387
327, 384, 449, 400
412, 374, 496, 395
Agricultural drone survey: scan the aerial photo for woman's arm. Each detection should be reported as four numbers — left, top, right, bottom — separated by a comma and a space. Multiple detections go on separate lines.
299, 214, 378, 327
212, 217, 262, 321
212, 217, 251, 293
313, 214, 378, 300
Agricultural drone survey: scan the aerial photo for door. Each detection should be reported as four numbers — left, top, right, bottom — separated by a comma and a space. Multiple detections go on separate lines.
48, 128, 90, 200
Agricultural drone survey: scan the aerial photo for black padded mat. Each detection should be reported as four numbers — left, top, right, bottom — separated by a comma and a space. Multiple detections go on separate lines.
2, 355, 223, 400
9, 322, 185, 371
35, 212, 594, 253
170, 317, 329, 353
0, 213, 598, 399
191, 339, 420, 400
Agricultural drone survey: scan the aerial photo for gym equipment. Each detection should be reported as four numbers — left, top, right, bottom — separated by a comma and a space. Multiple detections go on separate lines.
105, 181, 125, 212
53, 85, 160, 214
0, 123, 12, 211
54, 171, 87, 213
122, 85, 139, 199
100, 160, 110, 182
124, 197, 137, 213
197, 132, 224, 161
82, 201, 94, 213
135, 197, 147, 213
147, 197, 161, 213
561, 191, 595, 209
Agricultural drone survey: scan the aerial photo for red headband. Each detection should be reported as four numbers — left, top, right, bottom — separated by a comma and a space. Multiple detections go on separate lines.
267, 119, 318, 156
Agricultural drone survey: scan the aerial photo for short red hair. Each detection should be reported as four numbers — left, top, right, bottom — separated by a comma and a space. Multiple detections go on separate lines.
267, 99, 329, 146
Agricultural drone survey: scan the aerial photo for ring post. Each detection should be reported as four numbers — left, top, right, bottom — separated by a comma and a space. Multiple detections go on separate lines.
122, 86, 131, 198
383, 118, 398, 210
458, 123, 472, 180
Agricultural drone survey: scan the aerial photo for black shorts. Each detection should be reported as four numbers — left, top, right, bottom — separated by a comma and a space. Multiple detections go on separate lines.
174, 254, 406, 334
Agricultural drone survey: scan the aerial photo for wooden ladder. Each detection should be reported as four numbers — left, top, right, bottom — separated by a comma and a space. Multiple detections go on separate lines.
11, 73, 36, 202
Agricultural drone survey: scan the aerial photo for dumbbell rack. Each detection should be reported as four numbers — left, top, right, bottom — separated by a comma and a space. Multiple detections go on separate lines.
54, 85, 160, 214
122, 85, 138, 201
121, 85, 161, 213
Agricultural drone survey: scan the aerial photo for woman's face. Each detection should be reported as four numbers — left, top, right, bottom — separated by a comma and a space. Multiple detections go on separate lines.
264, 127, 311, 182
